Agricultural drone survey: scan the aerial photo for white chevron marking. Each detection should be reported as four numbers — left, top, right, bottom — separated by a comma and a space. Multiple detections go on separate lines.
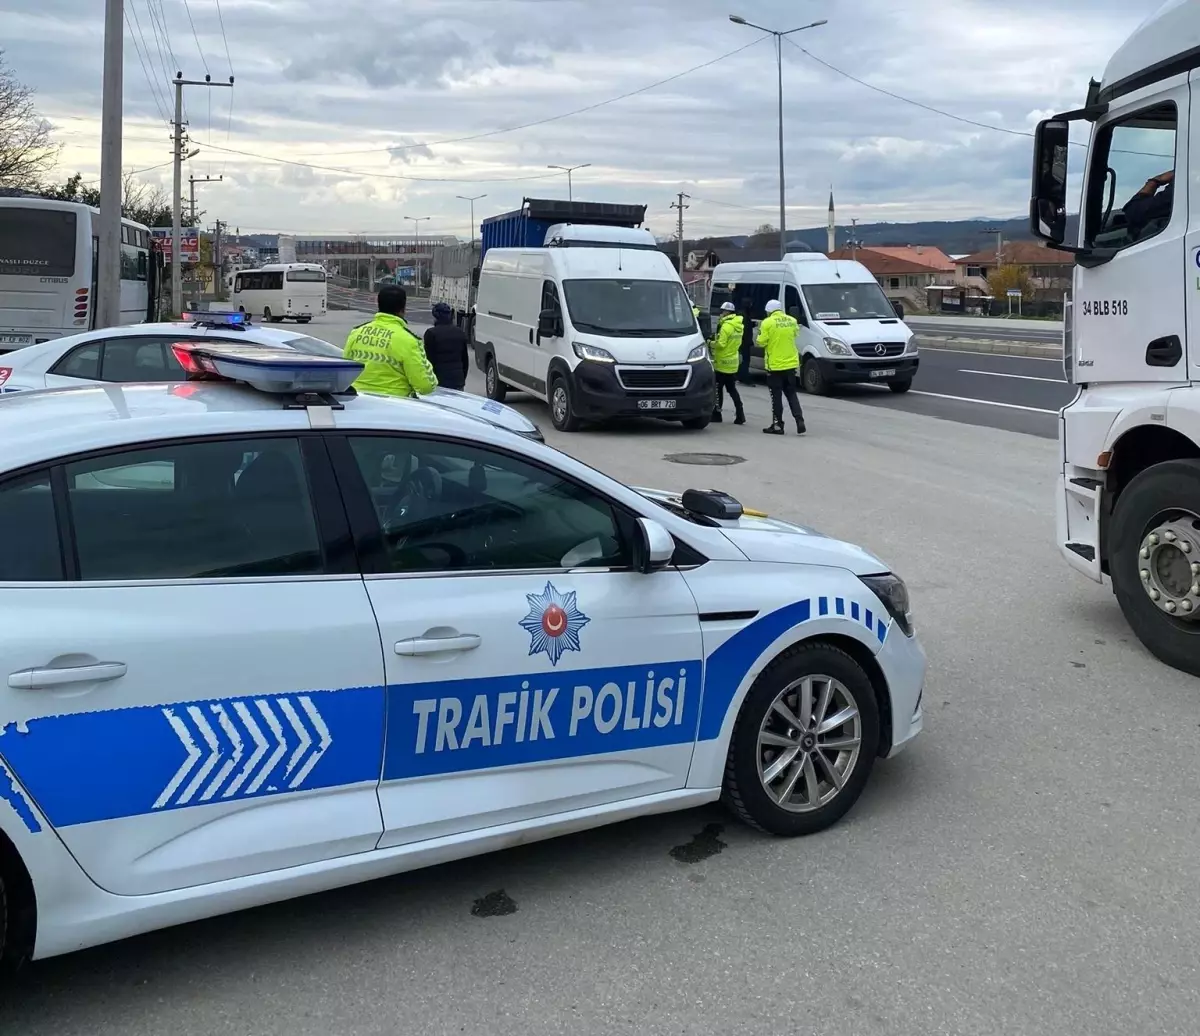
278, 697, 311, 778
179, 706, 221, 805
247, 699, 286, 794
290, 696, 333, 788
225, 701, 266, 798
201, 704, 243, 802
154, 708, 202, 809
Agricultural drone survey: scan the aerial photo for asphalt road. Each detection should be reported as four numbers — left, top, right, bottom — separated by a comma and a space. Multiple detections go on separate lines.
908, 317, 1064, 344
8, 326, 1200, 1036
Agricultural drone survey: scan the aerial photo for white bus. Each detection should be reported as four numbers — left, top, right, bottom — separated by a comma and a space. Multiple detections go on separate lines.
0, 196, 158, 352
232, 262, 327, 323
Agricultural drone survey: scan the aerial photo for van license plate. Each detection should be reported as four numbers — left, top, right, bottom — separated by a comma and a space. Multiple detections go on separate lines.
637, 399, 676, 410
0, 335, 32, 346
869, 368, 897, 378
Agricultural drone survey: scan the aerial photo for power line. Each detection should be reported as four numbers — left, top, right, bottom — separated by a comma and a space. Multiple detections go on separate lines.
150, 0, 178, 71
141, 0, 174, 96
307, 37, 767, 157
80, 159, 175, 186
213, 0, 234, 74
124, 6, 171, 123
181, 0, 210, 74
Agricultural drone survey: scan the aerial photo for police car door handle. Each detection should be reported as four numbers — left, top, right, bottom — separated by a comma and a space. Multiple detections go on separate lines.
9, 662, 127, 690
394, 634, 482, 656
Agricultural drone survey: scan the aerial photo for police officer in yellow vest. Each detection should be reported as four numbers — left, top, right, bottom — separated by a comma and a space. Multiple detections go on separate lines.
757, 299, 806, 435
709, 301, 745, 424
343, 285, 438, 398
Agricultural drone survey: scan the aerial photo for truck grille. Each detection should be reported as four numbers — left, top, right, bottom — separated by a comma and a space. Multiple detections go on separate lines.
617, 367, 690, 391
850, 342, 905, 358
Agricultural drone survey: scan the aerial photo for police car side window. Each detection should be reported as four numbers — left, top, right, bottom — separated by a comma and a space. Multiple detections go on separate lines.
66, 437, 325, 580
348, 436, 631, 574
99, 338, 180, 382
0, 471, 63, 581
50, 342, 102, 379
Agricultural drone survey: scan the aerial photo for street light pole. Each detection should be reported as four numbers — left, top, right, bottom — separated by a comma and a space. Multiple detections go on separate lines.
729, 14, 828, 260
405, 215, 431, 293
547, 163, 591, 202
457, 194, 487, 246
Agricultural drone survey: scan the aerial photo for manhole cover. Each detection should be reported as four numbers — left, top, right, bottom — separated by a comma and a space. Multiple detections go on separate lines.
664, 452, 746, 466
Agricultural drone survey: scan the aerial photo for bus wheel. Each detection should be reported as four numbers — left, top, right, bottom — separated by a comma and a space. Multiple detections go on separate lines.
264, 307, 278, 323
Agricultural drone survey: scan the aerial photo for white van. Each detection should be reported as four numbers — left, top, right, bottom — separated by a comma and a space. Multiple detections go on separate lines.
473, 224, 715, 431
708, 255, 918, 394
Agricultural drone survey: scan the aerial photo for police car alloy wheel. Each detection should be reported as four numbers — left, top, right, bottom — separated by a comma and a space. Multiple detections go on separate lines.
723, 643, 880, 836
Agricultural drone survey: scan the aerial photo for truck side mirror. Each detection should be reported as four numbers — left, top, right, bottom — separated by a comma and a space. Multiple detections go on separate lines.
537, 309, 559, 337
1030, 118, 1070, 245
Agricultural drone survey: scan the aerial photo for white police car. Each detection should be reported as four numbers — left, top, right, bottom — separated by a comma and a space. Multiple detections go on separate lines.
0, 311, 543, 441
0, 344, 924, 970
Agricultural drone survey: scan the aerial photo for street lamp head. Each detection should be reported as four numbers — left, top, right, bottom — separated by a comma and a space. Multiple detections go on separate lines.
810, 19, 829, 27
729, 14, 747, 23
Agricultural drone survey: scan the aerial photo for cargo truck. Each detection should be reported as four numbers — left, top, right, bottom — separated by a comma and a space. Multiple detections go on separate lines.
429, 242, 480, 335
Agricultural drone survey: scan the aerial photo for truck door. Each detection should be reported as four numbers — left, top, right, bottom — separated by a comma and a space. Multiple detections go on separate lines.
1074, 78, 1188, 384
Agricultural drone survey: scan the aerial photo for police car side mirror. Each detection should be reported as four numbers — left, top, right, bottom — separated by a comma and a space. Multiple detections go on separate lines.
635, 517, 675, 573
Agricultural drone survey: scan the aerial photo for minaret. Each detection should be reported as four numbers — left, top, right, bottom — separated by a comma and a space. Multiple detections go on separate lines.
827, 188, 836, 254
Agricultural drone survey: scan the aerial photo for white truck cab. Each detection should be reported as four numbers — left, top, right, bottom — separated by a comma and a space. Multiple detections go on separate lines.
473, 222, 714, 432
707, 255, 918, 395
1030, 0, 1200, 675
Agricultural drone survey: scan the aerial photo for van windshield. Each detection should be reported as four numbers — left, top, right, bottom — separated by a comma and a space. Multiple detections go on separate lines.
801, 282, 895, 320
562, 279, 695, 337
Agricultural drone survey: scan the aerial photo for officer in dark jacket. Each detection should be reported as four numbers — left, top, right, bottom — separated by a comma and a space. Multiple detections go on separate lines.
423, 302, 470, 391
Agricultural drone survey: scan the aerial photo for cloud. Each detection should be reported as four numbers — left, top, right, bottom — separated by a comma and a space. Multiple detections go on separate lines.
4, 0, 1162, 236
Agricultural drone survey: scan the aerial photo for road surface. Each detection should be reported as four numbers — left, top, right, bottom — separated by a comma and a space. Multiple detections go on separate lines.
7, 316, 1198, 1036
909, 315, 1063, 345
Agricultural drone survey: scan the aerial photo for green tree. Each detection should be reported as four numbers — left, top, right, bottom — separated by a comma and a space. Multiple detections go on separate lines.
0, 50, 59, 190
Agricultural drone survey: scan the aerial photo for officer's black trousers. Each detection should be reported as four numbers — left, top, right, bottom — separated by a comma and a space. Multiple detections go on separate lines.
714, 372, 744, 417
767, 369, 804, 426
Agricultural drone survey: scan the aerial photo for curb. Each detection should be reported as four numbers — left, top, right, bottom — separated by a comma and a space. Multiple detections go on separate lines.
915, 335, 1062, 360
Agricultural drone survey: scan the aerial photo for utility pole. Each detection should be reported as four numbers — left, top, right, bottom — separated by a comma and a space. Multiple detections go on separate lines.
97, 0, 124, 329
850, 217, 859, 261
213, 219, 226, 299
172, 72, 234, 316
671, 192, 690, 279
547, 163, 590, 202
457, 194, 487, 247
188, 174, 223, 225
405, 215, 431, 294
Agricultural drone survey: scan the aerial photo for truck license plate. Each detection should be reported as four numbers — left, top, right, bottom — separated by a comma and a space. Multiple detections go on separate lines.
869, 368, 897, 379
0, 334, 32, 347
637, 399, 676, 410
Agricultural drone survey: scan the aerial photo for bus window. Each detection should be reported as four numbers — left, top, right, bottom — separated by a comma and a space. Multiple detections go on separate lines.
0, 209, 77, 278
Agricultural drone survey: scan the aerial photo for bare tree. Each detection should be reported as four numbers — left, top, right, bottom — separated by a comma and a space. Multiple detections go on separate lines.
41, 171, 172, 227
0, 51, 59, 190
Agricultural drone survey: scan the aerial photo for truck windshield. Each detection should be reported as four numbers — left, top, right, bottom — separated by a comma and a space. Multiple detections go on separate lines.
562, 279, 695, 337
802, 282, 895, 320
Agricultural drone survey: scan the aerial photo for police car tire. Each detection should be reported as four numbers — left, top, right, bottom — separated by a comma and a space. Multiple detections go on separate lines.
722, 642, 880, 836
1109, 460, 1200, 678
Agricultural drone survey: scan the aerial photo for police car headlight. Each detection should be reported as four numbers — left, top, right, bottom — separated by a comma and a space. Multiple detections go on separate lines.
823, 337, 853, 356
859, 573, 913, 636
573, 341, 616, 364
686, 344, 709, 363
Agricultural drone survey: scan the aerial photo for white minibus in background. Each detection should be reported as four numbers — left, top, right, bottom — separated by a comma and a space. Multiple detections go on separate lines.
232, 262, 327, 323
0, 195, 156, 352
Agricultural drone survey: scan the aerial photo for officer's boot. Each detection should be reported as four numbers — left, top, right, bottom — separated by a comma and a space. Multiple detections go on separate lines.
711, 407, 723, 423
762, 420, 784, 435
734, 406, 746, 426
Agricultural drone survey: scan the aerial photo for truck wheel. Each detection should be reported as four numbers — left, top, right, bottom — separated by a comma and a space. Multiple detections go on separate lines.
484, 355, 507, 402
1109, 460, 1200, 677
888, 378, 913, 394
722, 642, 880, 836
549, 374, 581, 432
801, 358, 828, 395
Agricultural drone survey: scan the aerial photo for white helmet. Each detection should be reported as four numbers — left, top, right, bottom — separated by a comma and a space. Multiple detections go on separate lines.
765, 299, 782, 314
720, 301, 736, 312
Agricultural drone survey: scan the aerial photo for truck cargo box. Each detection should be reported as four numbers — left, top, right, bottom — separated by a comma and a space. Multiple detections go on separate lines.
480, 198, 647, 260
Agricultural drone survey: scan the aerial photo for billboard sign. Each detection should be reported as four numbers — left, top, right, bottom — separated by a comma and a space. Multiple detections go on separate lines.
150, 227, 200, 264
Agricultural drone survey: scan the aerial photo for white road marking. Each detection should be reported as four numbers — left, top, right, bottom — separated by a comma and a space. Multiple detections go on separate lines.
957, 368, 1065, 384
907, 390, 1059, 414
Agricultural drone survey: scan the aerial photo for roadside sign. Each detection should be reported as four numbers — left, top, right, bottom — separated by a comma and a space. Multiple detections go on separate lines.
1006, 289, 1023, 297
150, 227, 200, 264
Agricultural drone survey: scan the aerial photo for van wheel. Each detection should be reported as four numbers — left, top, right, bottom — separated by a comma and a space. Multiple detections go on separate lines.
888, 378, 912, 394
484, 355, 507, 402
550, 374, 581, 432
722, 642, 880, 836
801, 358, 828, 395
681, 415, 711, 430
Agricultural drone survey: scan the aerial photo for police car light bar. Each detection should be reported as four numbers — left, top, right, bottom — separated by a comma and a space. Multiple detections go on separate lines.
182, 310, 250, 329
171, 342, 363, 395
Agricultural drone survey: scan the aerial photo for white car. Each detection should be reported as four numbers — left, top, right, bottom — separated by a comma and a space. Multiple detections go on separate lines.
0, 343, 925, 970
0, 311, 544, 441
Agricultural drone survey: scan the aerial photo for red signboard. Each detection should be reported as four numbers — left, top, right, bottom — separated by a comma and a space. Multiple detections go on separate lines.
150, 228, 200, 264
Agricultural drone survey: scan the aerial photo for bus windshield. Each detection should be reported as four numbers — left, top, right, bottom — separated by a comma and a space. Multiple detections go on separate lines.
0, 208, 77, 277
562, 279, 695, 337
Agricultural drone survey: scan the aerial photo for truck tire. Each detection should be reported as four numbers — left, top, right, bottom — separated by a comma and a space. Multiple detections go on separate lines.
722, 642, 879, 836
801, 358, 828, 395
484, 355, 507, 402
549, 373, 581, 432
1109, 460, 1200, 677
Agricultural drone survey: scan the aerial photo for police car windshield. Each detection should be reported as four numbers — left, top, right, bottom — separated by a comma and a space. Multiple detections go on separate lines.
563, 279, 695, 337
278, 334, 343, 358
802, 283, 894, 320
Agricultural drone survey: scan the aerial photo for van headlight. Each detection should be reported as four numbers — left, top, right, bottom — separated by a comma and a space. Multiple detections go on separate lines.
823, 337, 853, 356
906, 337, 919, 355
859, 573, 913, 636
686, 344, 709, 363
573, 341, 616, 364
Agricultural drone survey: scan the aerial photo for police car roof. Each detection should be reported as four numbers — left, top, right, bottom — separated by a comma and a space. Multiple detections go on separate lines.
0, 381, 518, 473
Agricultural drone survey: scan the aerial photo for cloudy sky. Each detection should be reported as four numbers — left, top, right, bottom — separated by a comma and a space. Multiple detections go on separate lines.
5, 0, 1158, 240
